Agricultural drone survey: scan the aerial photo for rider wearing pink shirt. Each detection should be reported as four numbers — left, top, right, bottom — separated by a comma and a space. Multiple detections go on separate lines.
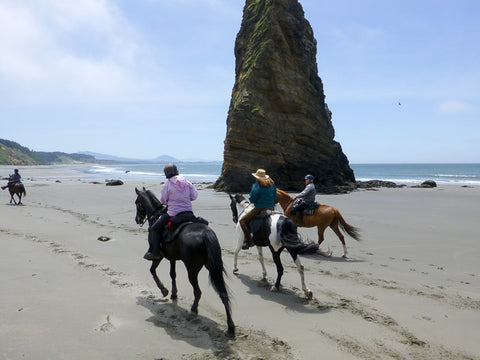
144, 163, 198, 261
160, 172, 198, 216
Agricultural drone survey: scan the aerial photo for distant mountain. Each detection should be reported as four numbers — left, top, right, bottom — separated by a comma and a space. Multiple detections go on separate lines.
77, 152, 220, 163
78, 151, 178, 163
0, 140, 216, 166
0, 139, 96, 165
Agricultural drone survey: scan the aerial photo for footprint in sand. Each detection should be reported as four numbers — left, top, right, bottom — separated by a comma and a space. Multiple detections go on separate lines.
95, 315, 115, 332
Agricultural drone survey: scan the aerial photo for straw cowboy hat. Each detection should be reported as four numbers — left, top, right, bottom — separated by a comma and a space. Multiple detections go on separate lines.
252, 168, 270, 180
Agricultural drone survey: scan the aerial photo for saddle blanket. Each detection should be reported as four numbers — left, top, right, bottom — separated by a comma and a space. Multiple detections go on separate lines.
248, 210, 280, 246
163, 212, 209, 243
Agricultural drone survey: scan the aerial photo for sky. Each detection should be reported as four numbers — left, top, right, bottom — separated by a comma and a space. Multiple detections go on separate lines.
1, 0, 479, 163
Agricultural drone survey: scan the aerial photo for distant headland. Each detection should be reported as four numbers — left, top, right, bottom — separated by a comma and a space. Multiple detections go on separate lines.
0, 139, 207, 166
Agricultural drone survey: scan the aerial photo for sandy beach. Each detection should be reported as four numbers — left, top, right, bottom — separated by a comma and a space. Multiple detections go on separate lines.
1, 166, 479, 360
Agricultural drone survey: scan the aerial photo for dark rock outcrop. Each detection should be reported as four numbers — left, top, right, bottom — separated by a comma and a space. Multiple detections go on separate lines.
215, 0, 355, 193
356, 180, 405, 189
420, 180, 437, 188
106, 179, 124, 186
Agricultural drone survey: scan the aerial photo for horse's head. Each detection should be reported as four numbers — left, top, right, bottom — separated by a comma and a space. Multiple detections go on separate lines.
135, 187, 167, 226
228, 194, 239, 224
134, 187, 148, 225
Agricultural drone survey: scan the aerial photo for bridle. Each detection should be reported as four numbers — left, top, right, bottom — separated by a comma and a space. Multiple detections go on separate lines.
136, 191, 167, 227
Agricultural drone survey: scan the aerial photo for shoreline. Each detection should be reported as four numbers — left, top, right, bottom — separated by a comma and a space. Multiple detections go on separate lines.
2, 164, 479, 189
1, 166, 479, 359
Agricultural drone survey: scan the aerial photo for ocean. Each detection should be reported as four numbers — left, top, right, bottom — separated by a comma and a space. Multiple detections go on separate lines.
77, 162, 480, 186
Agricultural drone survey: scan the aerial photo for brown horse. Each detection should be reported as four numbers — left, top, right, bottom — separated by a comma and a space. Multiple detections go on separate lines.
275, 189, 360, 258
3, 177, 26, 205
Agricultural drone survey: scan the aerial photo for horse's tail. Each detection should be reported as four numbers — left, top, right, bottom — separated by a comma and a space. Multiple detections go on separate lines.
203, 228, 231, 308
335, 209, 360, 241
278, 217, 318, 254
21, 184, 26, 197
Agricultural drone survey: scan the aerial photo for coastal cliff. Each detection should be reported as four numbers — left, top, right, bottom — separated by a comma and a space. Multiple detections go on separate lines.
215, 0, 355, 193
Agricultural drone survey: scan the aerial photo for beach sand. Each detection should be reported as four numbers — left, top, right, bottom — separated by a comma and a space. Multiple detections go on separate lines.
1, 166, 479, 359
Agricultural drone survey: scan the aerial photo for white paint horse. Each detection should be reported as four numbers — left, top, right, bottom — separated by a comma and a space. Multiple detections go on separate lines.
229, 193, 329, 299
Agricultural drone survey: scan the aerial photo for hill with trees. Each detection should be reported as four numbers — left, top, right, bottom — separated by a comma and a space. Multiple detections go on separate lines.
0, 139, 96, 165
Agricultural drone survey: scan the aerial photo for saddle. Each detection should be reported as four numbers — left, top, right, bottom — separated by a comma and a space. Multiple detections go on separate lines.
292, 199, 320, 216
248, 210, 274, 246
162, 212, 209, 243
304, 201, 321, 216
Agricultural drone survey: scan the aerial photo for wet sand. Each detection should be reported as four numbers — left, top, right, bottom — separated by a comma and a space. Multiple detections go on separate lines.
1, 166, 479, 359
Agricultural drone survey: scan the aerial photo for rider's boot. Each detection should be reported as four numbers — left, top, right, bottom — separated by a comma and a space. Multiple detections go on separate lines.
144, 230, 163, 260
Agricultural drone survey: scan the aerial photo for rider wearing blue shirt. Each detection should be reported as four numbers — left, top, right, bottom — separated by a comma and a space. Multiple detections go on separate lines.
239, 169, 277, 248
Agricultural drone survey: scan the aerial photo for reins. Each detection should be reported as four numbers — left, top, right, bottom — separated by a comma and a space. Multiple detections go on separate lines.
139, 191, 166, 227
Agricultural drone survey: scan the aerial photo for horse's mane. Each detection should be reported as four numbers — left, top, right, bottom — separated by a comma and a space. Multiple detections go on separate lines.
276, 188, 292, 199
146, 189, 163, 208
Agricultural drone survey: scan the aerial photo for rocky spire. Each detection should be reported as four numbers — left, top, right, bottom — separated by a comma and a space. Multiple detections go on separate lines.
214, 0, 355, 193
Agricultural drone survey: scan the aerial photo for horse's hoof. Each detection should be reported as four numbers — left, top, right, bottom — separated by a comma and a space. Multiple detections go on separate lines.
305, 290, 313, 300
226, 327, 236, 338
233, 268, 239, 274
342, 255, 348, 259
269, 285, 279, 292
161, 288, 169, 297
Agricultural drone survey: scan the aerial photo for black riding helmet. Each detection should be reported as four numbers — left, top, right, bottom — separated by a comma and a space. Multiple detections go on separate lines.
164, 163, 179, 179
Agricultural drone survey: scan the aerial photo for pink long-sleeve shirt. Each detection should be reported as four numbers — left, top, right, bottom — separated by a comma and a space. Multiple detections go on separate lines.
160, 175, 198, 216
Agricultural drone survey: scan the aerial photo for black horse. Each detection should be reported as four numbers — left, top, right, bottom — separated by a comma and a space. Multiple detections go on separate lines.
2, 176, 26, 205
134, 187, 235, 336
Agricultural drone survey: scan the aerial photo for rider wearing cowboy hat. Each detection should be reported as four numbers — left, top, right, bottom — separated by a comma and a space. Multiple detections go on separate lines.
239, 168, 277, 248
290, 174, 316, 226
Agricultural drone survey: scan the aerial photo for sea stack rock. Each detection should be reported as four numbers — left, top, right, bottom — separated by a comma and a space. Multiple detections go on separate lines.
215, 0, 355, 193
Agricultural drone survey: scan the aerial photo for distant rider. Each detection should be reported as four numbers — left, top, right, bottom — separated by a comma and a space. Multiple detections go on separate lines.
144, 163, 199, 261
2, 169, 21, 190
290, 174, 316, 226
239, 168, 277, 249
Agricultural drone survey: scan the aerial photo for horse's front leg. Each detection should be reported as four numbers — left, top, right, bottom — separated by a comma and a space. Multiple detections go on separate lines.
269, 246, 284, 292
233, 226, 244, 274
170, 260, 178, 301
150, 258, 169, 297
288, 250, 313, 299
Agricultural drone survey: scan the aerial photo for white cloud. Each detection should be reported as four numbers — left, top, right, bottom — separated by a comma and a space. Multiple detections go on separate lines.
0, 0, 153, 104
437, 101, 477, 114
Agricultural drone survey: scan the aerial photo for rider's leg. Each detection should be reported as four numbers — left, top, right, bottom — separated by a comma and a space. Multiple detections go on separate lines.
145, 213, 169, 260
295, 202, 308, 227
239, 208, 261, 248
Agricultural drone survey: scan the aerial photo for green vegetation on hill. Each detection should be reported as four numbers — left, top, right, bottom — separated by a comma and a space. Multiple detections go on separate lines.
0, 139, 96, 165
